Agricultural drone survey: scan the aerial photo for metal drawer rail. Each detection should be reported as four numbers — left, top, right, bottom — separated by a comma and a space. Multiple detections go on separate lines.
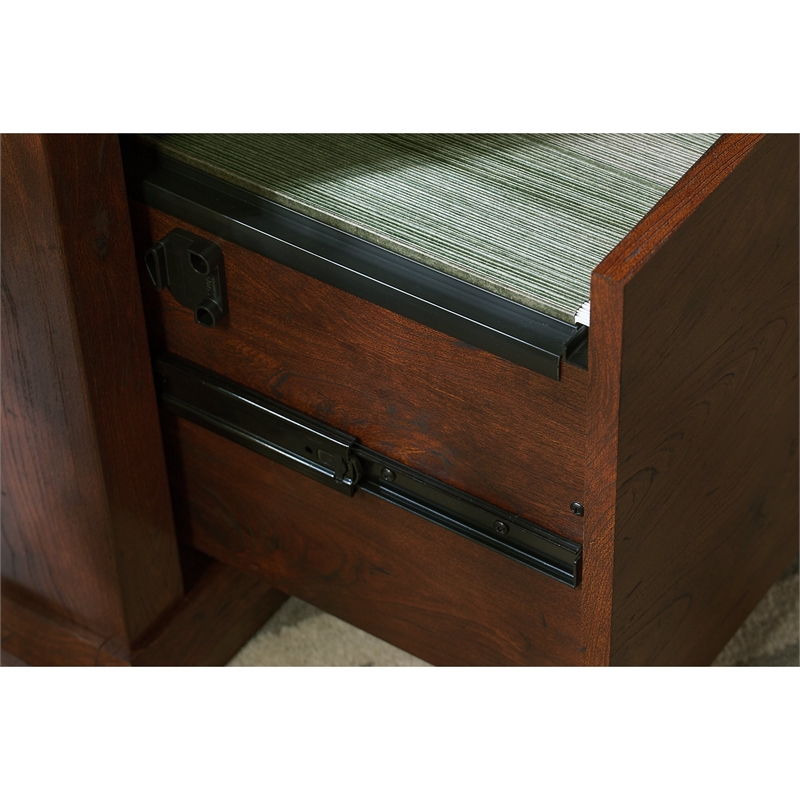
156, 355, 581, 587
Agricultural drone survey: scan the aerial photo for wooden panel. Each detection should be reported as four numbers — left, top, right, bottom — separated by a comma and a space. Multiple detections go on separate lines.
132, 562, 287, 667
1, 581, 131, 667
131, 204, 588, 540
585, 134, 799, 665
582, 134, 767, 665
2, 564, 286, 667
1, 135, 183, 643
1, 650, 28, 667
164, 416, 584, 666
580, 276, 624, 666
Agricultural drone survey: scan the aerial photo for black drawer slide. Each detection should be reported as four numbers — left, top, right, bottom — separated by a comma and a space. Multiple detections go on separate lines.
155, 355, 582, 587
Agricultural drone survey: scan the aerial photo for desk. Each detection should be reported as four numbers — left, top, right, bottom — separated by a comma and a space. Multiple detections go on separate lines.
2, 133, 797, 665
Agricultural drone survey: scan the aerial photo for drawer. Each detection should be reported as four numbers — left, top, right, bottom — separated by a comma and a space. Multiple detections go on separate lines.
129, 202, 588, 665
131, 203, 589, 542
4, 133, 795, 668
125, 133, 798, 666
126, 192, 588, 665
162, 414, 583, 666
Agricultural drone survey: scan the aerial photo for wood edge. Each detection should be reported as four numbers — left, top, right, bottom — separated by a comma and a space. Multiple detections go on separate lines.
2, 561, 287, 666
581, 274, 625, 665
593, 133, 764, 286
46, 136, 136, 635
42, 134, 185, 642
1, 649, 29, 667
1, 580, 132, 666
131, 561, 288, 667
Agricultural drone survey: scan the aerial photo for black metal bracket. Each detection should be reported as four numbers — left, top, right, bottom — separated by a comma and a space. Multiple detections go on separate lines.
145, 229, 228, 327
155, 354, 582, 587
122, 136, 588, 380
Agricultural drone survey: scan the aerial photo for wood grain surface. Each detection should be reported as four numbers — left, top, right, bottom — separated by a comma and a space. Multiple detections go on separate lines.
132, 561, 287, 667
580, 276, 624, 666
1, 650, 28, 667
596, 134, 765, 286
131, 204, 588, 541
163, 416, 584, 666
1, 135, 183, 644
585, 134, 799, 665
1, 581, 131, 666
2, 563, 286, 667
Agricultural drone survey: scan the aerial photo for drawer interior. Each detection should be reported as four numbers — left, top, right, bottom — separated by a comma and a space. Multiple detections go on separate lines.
137, 133, 719, 324
131, 204, 589, 541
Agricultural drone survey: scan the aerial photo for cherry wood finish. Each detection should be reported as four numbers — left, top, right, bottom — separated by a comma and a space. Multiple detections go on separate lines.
1, 135, 285, 665
128, 134, 798, 666
580, 276, 623, 666
163, 416, 584, 666
1, 650, 28, 667
584, 134, 799, 665
132, 561, 287, 667
2, 581, 131, 667
131, 204, 589, 542
2, 134, 183, 645
2, 565, 286, 667
8, 130, 777, 666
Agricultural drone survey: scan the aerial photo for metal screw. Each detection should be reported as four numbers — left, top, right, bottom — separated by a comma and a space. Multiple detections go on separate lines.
570, 502, 585, 517
493, 520, 509, 535
380, 467, 396, 483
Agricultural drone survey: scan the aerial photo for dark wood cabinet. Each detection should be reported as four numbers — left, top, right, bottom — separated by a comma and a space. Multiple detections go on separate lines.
1, 135, 286, 666
3, 133, 797, 665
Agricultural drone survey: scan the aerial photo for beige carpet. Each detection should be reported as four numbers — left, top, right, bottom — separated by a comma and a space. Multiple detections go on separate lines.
229, 558, 798, 667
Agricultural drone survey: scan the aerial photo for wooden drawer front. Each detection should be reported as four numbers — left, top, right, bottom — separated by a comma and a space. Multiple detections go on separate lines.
133, 204, 588, 540
164, 416, 583, 666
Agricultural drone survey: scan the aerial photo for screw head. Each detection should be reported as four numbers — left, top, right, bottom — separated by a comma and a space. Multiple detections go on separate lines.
570, 502, 585, 517
380, 467, 396, 483
493, 520, 509, 535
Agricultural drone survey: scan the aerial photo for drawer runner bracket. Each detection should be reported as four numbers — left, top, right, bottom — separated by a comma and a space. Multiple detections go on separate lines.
155, 355, 582, 587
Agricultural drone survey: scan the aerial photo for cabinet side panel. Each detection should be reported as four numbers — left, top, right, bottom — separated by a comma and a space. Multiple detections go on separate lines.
606, 134, 798, 665
1, 135, 183, 643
